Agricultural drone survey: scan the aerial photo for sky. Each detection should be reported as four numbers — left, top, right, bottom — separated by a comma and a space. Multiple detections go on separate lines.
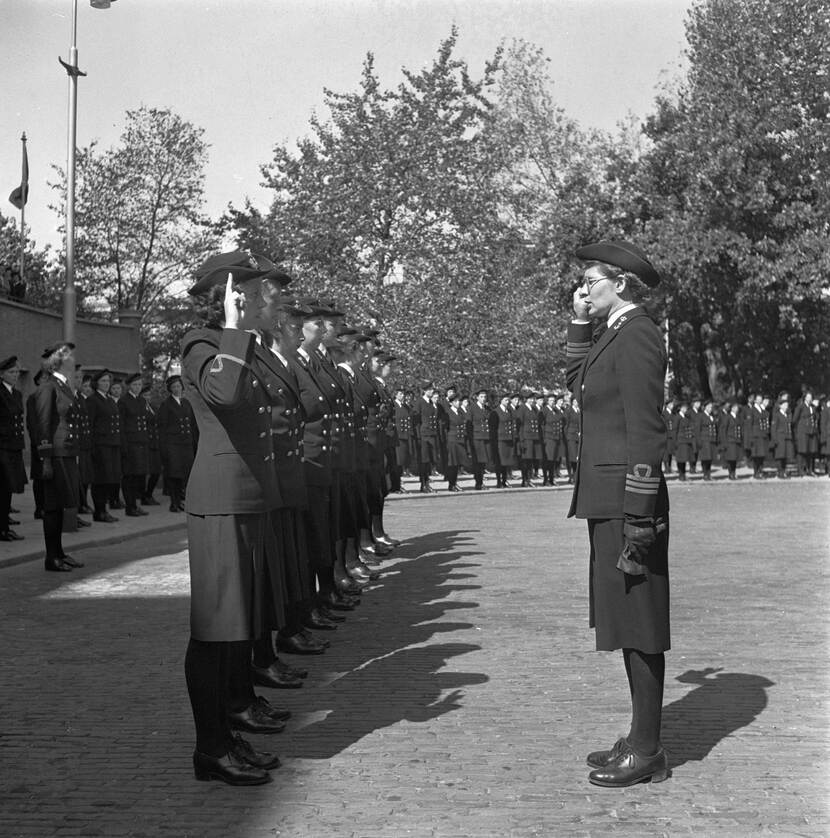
1, 0, 691, 251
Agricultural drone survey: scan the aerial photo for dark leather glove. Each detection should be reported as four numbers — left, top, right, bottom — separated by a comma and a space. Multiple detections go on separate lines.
623, 517, 657, 560
618, 517, 667, 575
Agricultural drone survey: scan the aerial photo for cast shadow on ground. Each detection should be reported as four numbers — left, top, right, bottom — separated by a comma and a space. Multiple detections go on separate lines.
662, 667, 775, 769
0, 527, 488, 833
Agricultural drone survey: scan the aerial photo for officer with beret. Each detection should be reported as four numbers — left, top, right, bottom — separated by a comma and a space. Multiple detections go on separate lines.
566, 239, 670, 787
181, 251, 286, 786
747, 394, 771, 479
564, 395, 580, 484
771, 393, 795, 478
75, 371, 95, 515
85, 369, 122, 522
468, 388, 492, 490
413, 381, 439, 493
119, 372, 150, 517
697, 399, 719, 481
516, 390, 541, 487
390, 385, 409, 492
541, 392, 564, 486
793, 391, 819, 476
0, 356, 27, 541
674, 402, 694, 481
34, 343, 85, 571
723, 401, 744, 479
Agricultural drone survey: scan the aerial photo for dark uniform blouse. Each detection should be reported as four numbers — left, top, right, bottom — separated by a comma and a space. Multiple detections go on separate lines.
157, 395, 197, 481
119, 393, 150, 475
0, 382, 27, 493
86, 390, 122, 484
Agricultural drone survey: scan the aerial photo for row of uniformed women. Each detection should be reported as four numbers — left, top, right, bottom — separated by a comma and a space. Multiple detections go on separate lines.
181, 251, 399, 786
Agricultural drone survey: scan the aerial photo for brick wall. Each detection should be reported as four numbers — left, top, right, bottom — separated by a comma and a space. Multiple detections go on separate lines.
0, 298, 142, 395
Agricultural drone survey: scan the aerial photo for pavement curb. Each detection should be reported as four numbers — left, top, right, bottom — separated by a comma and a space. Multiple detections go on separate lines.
0, 519, 187, 570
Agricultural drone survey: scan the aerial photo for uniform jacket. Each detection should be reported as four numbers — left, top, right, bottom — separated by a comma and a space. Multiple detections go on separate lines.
181, 326, 281, 514
0, 384, 25, 451
353, 367, 384, 463
674, 413, 695, 462
793, 402, 818, 453
697, 411, 719, 461
292, 348, 334, 485
748, 405, 770, 457
86, 390, 122, 448
662, 407, 677, 454
412, 396, 439, 440
770, 408, 794, 459
338, 364, 368, 471
315, 348, 353, 472
157, 395, 197, 480
253, 339, 307, 508
566, 308, 668, 520
564, 405, 580, 461
723, 412, 744, 461
33, 373, 81, 460
119, 392, 150, 474
445, 406, 471, 467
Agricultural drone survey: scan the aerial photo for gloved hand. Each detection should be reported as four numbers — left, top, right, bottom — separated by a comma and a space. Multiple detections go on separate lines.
618, 516, 667, 575
623, 517, 657, 561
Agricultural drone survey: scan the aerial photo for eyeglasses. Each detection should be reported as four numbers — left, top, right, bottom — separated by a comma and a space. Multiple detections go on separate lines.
582, 272, 618, 292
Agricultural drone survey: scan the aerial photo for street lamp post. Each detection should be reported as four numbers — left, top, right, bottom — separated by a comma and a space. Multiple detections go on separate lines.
59, 0, 116, 343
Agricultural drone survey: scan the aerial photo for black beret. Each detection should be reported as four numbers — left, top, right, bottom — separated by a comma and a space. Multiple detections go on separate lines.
140, 383, 152, 395
188, 251, 278, 296
420, 380, 434, 391
125, 372, 143, 385
91, 368, 111, 384
336, 324, 358, 338
0, 355, 18, 371
575, 239, 660, 287
262, 269, 294, 288
41, 341, 75, 359
275, 299, 313, 318
165, 375, 183, 391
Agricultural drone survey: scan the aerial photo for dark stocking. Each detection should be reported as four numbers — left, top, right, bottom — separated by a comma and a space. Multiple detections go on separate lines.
623, 648, 665, 756
43, 509, 64, 559
184, 638, 229, 757
225, 640, 256, 714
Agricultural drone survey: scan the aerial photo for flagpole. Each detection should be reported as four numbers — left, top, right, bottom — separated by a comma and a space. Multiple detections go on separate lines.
63, 0, 80, 343
19, 134, 27, 287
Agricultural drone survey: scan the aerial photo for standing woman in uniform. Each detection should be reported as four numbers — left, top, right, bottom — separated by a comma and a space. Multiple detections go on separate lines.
86, 370, 122, 523
33, 343, 84, 572
771, 393, 794, 478
492, 393, 516, 489
444, 391, 470, 491
141, 383, 162, 506
157, 375, 197, 513
565, 240, 670, 788
0, 356, 27, 541
181, 255, 285, 786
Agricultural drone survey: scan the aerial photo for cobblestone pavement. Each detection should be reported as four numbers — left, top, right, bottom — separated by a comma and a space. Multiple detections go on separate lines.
0, 477, 827, 837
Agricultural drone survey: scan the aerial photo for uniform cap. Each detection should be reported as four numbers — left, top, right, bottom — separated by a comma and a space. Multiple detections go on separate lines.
575, 239, 660, 287
41, 341, 75, 359
91, 368, 111, 384
125, 372, 143, 385
165, 374, 183, 391
188, 251, 278, 296
0, 355, 18, 371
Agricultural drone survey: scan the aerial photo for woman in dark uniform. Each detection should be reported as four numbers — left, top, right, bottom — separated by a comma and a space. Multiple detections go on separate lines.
673, 402, 694, 481
723, 402, 744, 479
141, 383, 162, 505
469, 389, 492, 490
119, 373, 150, 516
85, 369, 122, 522
565, 239, 670, 788
156, 375, 197, 512
0, 356, 27, 541
771, 394, 795, 478
492, 394, 516, 488
181, 253, 286, 786
444, 392, 470, 491
33, 343, 84, 572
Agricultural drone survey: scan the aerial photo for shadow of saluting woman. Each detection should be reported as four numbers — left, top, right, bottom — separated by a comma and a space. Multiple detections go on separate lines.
662, 667, 775, 769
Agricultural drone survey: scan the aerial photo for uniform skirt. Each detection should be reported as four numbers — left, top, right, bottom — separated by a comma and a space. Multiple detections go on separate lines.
471, 439, 491, 468
588, 517, 670, 654
78, 449, 95, 485
543, 438, 562, 463
42, 457, 80, 512
187, 512, 268, 642
497, 440, 517, 468
0, 449, 27, 494
271, 507, 313, 609
303, 484, 333, 570
446, 440, 470, 469
93, 445, 122, 484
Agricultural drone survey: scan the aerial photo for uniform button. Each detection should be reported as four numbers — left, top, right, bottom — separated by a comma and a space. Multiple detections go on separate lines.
258, 406, 265, 413
322, 445, 327, 451
259, 431, 266, 438
323, 414, 330, 419
252, 380, 258, 387
287, 450, 293, 457
266, 406, 272, 413
318, 396, 324, 401
300, 456, 305, 462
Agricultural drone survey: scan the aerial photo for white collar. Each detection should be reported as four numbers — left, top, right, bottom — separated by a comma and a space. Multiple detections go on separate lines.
607, 303, 638, 328
53, 371, 68, 385
297, 346, 310, 361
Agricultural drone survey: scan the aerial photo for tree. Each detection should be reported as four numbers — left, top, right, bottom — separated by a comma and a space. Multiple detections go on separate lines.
638, 0, 830, 398
50, 106, 218, 364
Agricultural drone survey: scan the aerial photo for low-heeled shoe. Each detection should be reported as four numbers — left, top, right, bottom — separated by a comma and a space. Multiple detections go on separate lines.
303, 609, 338, 631
274, 656, 308, 679
193, 749, 271, 785
251, 662, 303, 689
45, 558, 73, 572
254, 696, 291, 721
318, 604, 345, 622
586, 737, 629, 769
277, 632, 326, 656
377, 534, 401, 547
227, 705, 286, 735
231, 734, 281, 771
59, 555, 85, 568
93, 513, 119, 523
0, 530, 24, 541
588, 741, 670, 787
299, 628, 330, 648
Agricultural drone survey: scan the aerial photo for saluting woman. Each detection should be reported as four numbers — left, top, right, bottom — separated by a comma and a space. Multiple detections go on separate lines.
181, 253, 285, 786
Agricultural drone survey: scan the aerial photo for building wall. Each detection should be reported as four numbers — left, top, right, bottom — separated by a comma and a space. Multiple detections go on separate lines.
0, 298, 142, 395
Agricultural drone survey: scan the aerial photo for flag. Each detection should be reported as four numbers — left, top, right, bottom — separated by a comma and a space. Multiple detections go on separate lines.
9, 137, 28, 210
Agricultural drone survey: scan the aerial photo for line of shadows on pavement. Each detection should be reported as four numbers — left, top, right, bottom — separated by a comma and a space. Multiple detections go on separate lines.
662, 667, 775, 769
0, 528, 488, 836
